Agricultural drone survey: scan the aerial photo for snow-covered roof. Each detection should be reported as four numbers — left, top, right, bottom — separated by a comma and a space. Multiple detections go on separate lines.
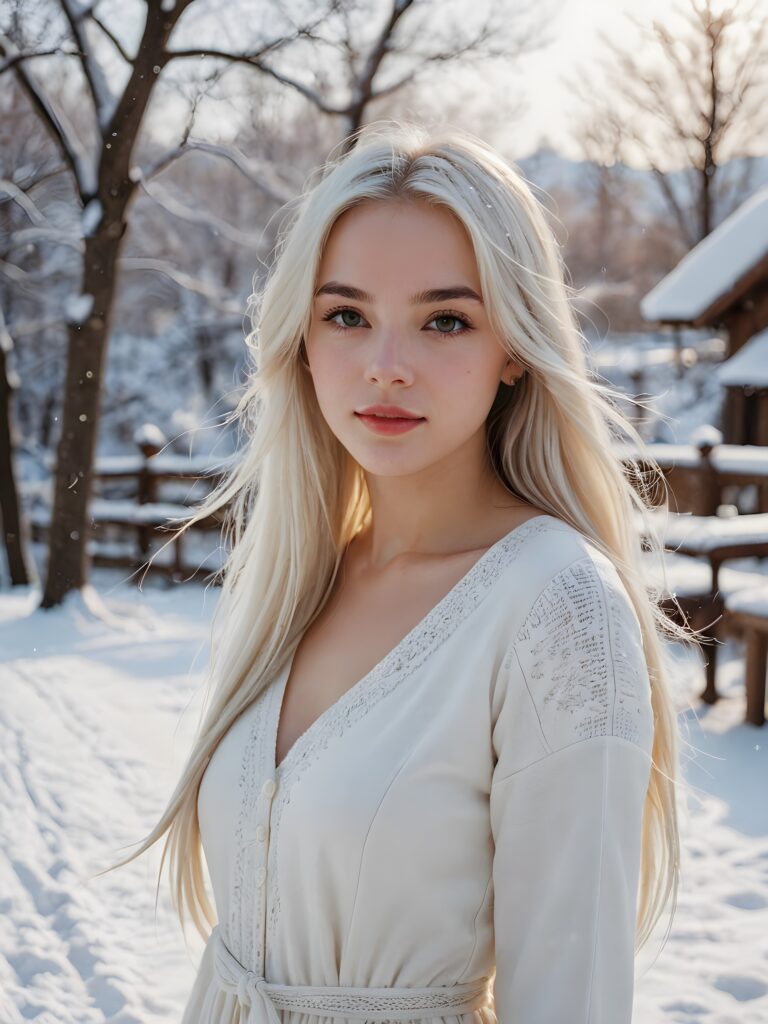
716, 328, 768, 388
640, 186, 768, 323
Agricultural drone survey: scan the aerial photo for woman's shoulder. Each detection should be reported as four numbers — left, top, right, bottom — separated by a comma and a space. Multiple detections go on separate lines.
496, 510, 607, 605
497, 511, 641, 654
491, 513, 654, 766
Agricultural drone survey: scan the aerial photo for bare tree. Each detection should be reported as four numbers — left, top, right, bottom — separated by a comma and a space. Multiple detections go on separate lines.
0, 0, 552, 606
565, 0, 768, 248
167, 0, 551, 153
0, 63, 69, 587
1, 0, 548, 607
0, 0, 329, 606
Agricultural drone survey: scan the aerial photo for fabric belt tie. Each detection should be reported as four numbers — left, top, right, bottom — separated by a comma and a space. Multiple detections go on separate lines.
212, 925, 494, 1022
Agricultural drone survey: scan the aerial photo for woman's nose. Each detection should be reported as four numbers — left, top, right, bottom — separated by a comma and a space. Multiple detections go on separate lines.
364, 332, 415, 386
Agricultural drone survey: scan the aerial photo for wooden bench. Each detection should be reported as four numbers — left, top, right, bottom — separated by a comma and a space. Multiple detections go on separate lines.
637, 510, 768, 705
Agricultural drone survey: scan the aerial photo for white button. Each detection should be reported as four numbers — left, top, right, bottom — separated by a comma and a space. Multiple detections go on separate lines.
255, 866, 266, 887
261, 778, 277, 799
256, 825, 267, 842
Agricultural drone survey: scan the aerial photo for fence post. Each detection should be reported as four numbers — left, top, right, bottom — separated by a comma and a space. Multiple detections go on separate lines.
691, 427, 722, 516
134, 424, 166, 558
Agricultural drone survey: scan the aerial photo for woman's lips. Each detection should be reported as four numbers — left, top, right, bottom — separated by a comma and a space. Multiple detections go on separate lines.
354, 412, 426, 435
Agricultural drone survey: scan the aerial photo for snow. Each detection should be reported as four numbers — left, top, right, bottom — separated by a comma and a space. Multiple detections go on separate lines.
689, 424, 723, 449
642, 548, 768, 600
133, 422, 166, 450
593, 343, 685, 372
716, 329, 768, 389
149, 451, 239, 475
29, 500, 203, 528
2, 563, 768, 1022
640, 185, 768, 323
89, 499, 196, 525
92, 451, 238, 476
82, 200, 103, 238
92, 455, 144, 475
614, 442, 704, 469
0, 576, 210, 1023
726, 584, 768, 618
711, 444, 768, 476
64, 293, 94, 326
614, 441, 768, 476
640, 510, 768, 552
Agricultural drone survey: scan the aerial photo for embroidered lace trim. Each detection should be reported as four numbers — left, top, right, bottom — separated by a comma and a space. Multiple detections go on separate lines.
229, 679, 279, 971
513, 554, 652, 753
265, 982, 493, 1016
214, 920, 493, 1021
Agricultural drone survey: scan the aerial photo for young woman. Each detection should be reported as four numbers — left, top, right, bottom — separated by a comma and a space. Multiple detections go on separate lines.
122, 120, 685, 1023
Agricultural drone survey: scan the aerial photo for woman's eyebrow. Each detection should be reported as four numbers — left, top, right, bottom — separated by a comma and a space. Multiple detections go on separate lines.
313, 282, 484, 304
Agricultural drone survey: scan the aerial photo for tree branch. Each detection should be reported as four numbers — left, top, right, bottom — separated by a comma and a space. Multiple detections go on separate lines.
136, 177, 268, 251
134, 138, 296, 206
0, 178, 47, 224
7, 225, 85, 253
119, 256, 244, 314
60, 0, 108, 124
0, 46, 76, 72
163, 46, 346, 114
87, 9, 133, 64
0, 258, 30, 285
0, 35, 95, 197
353, 0, 416, 106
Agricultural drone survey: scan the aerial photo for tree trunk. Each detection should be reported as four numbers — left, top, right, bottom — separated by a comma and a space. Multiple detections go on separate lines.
40, 229, 125, 605
39, 0, 186, 606
0, 340, 35, 585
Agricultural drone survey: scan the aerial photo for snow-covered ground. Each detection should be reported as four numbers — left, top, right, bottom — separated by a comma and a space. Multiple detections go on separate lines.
1, 555, 767, 1023
0, 565, 211, 1024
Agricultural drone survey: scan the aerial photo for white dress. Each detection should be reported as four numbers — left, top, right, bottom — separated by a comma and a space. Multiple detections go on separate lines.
183, 513, 655, 1024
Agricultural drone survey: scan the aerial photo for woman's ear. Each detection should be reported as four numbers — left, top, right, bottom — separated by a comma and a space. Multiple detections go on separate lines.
501, 358, 523, 386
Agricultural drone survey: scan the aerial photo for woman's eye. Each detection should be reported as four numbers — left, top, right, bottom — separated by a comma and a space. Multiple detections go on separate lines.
323, 308, 365, 329
321, 307, 472, 335
338, 309, 364, 328
428, 313, 470, 334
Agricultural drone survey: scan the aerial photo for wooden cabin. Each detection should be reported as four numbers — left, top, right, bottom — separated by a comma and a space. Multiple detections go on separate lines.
715, 328, 768, 446
640, 185, 768, 359
641, 186, 768, 445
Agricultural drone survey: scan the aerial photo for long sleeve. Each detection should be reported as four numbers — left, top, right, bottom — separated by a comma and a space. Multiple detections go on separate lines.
489, 552, 655, 1024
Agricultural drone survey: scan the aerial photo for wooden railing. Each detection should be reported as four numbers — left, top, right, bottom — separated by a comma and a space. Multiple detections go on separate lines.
23, 434, 768, 720
615, 438, 768, 515
27, 436, 768, 583
28, 439, 239, 581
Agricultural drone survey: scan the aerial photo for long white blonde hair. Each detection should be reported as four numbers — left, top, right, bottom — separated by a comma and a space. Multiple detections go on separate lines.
112, 119, 690, 957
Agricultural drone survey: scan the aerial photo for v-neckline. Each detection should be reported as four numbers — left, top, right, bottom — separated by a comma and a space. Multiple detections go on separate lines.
270, 513, 557, 778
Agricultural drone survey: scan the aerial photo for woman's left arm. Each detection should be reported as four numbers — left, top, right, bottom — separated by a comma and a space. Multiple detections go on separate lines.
490, 553, 655, 1024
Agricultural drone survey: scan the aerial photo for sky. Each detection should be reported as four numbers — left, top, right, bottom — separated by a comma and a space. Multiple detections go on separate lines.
167, 0, 767, 164
72, 0, 768, 165
509, 0, 766, 159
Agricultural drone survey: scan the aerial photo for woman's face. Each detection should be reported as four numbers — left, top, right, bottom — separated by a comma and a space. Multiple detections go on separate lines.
304, 197, 521, 479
